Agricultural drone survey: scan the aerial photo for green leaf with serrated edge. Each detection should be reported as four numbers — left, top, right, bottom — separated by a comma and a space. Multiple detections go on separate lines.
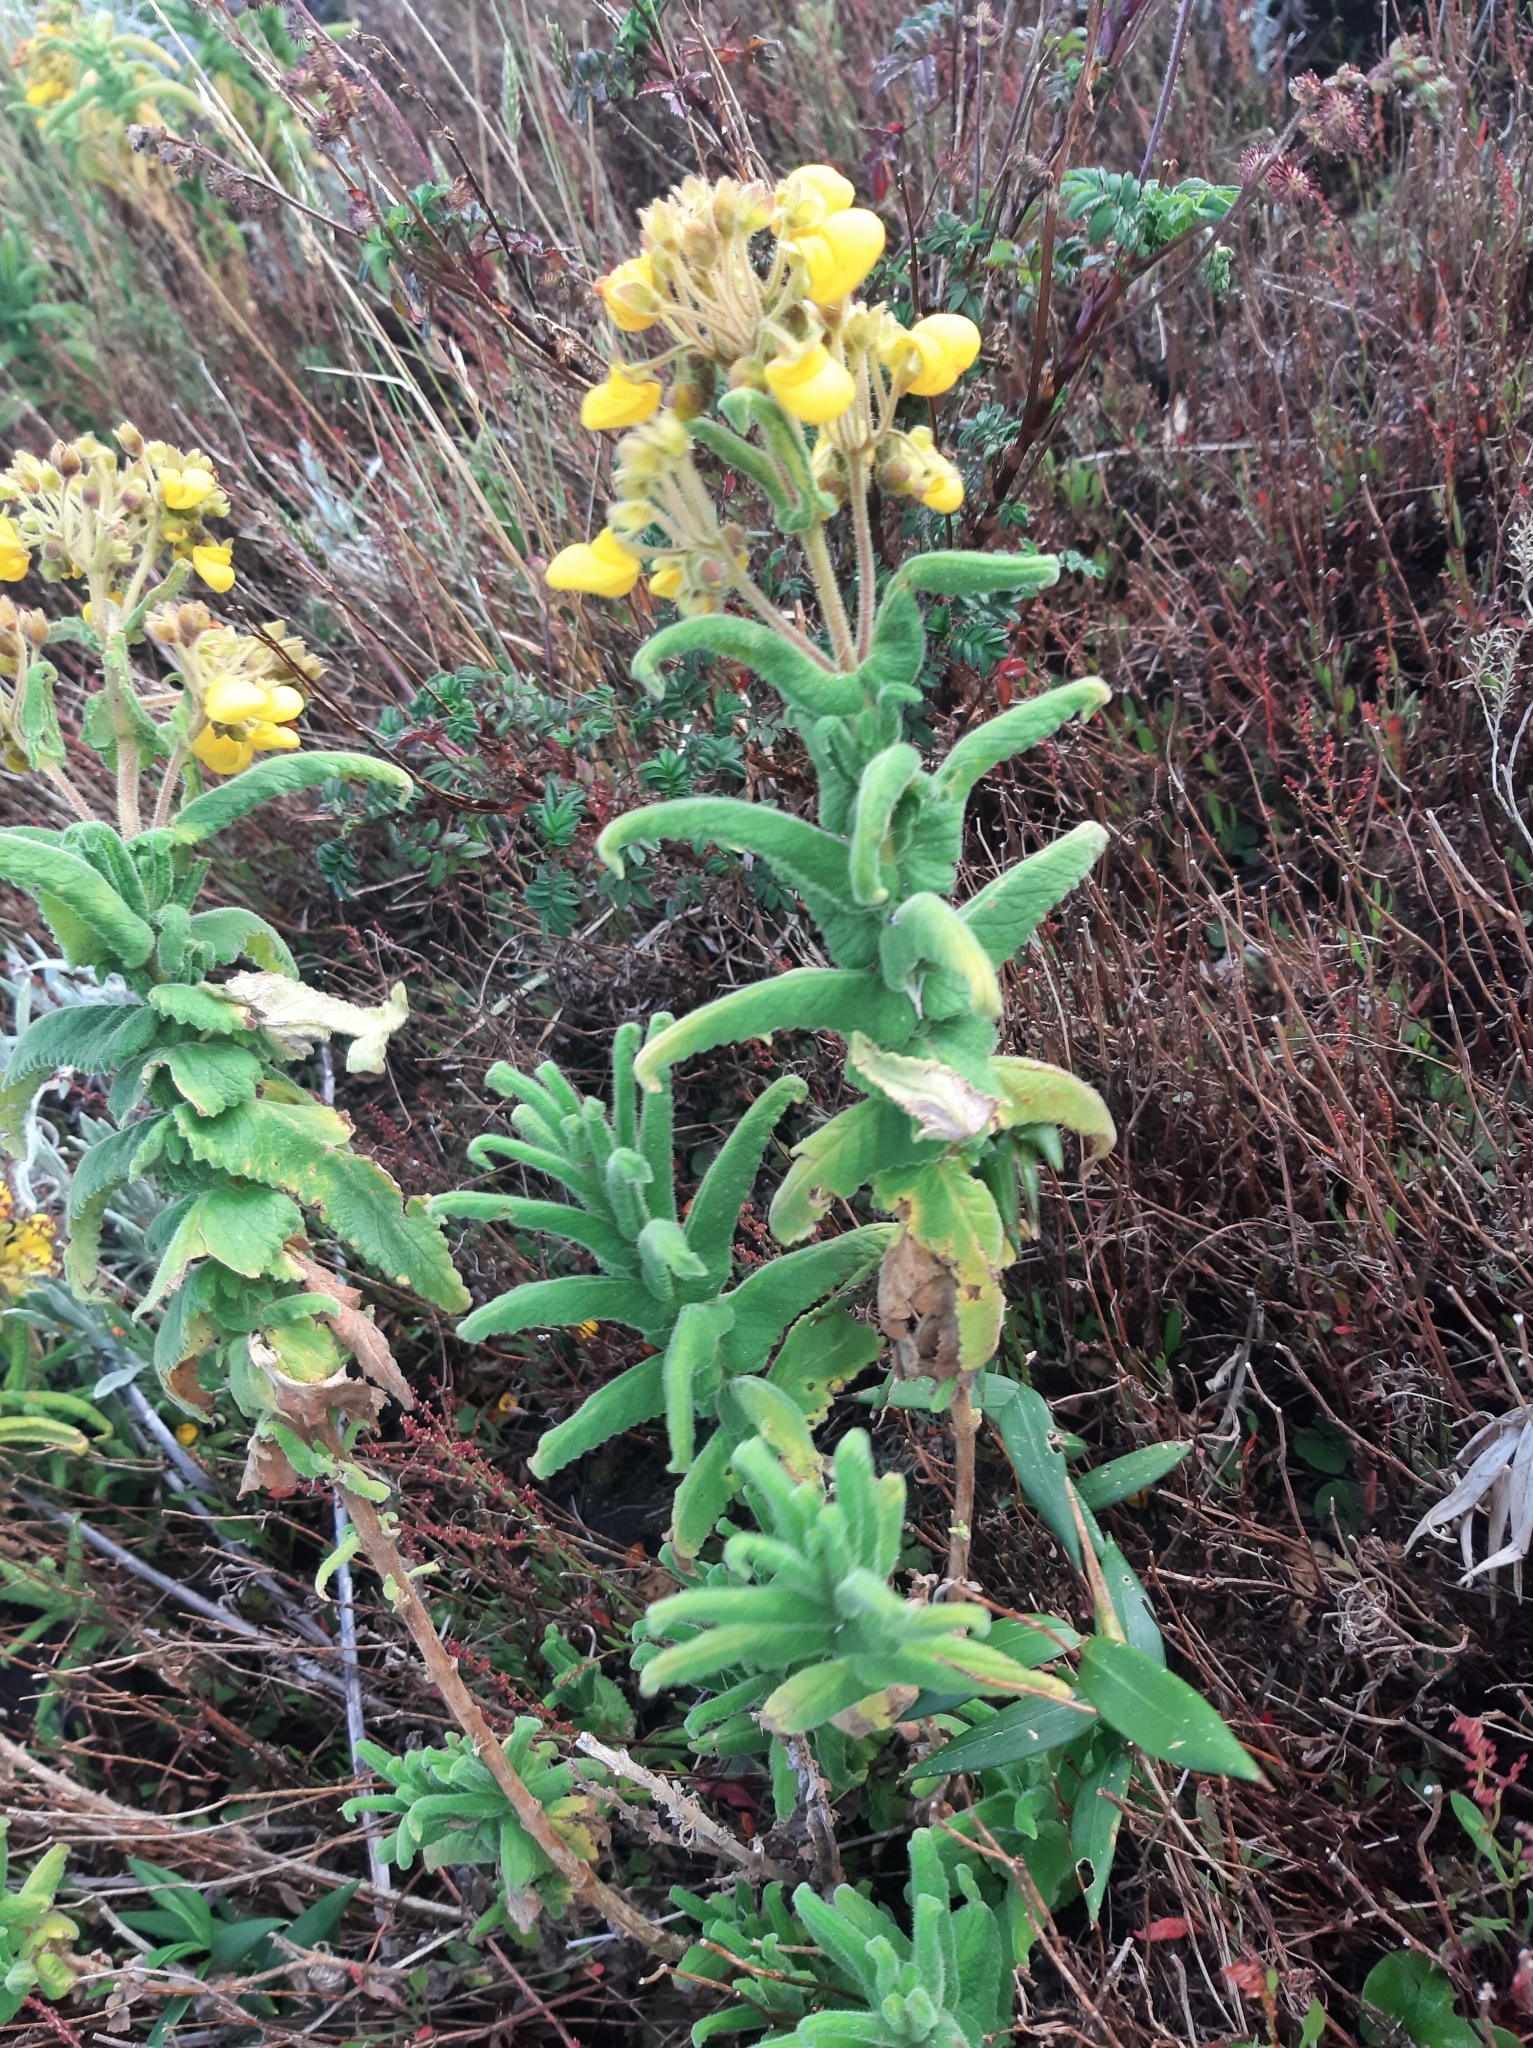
849, 1035, 1001, 1145
597, 799, 870, 963
1099, 1538, 1164, 1663
959, 823, 1108, 966
670, 1417, 740, 1562
64, 1115, 164, 1293
147, 984, 251, 1035
0, 832, 155, 967
457, 1274, 670, 1344
148, 1041, 262, 1117
4, 999, 158, 1096
1071, 1741, 1132, 1923
873, 1160, 1006, 1371
168, 752, 412, 843
17, 662, 65, 771
139, 1183, 303, 1315
917, 1693, 1098, 1774
184, 908, 298, 977
631, 616, 863, 717
62, 820, 147, 914
884, 548, 1061, 604
426, 1194, 639, 1276
717, 1225, 895, 1376
1074, 1638, 1261, 1780
769, 1095, 938, 1244
990, 1056, 1115, 1162
984, 1380, 1082, 1566
1076, 1442, 1190, 1512
880, 893, 1003, 1019
846, 743, 922, 905
684, 1074, 807, 1280
663, 1298, 736, 1472
528, 1351, 667, 1479
933, 680, 1110, 804
633, 972, 918, 1093
767, 1306, 883, 1424
170, 1097, 468, 1311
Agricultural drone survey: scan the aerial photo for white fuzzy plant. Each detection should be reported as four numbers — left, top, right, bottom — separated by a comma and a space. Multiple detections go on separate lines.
1407, 1401, 1533, 1596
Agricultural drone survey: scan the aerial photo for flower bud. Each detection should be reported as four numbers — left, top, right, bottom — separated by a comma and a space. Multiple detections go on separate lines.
596, 254, 662, 332
22, 608, 48, 647
115, 422, 144, 458
667, 355, 716, 421
119, 481, 147, 514
51, 442, 80, 478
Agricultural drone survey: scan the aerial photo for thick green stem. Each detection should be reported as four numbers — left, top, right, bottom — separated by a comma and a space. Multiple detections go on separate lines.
800, 520, 857, 672
340, 1485, 684, 1959
150, 739, 189, 831
102, 629, 142, 838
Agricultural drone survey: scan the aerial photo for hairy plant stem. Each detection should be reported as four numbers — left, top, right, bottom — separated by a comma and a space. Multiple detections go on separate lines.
102, 630, 142, 837
338, 1485, 684, 1959
800, 520, 857, 671
150, 740, 188, 830
43, 764, 98, 824
945, 1371, 979, 1588
848, 453, 878, 662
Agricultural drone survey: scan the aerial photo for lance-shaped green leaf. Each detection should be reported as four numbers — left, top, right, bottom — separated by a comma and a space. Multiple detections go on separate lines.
168, 753, 412, 843
457, 1274, 670, 1344
847, 743, 922, 906
633, 972, 917, 1093
605, 1146, 654, 1240
686, 416, 811, 533
933, 679, 1110, 804
862, 584, 928, 703
464, 1134, 607, 1215
715, 388, 834, 533
1074, 1637, 1261, 1781
426, 1193, 639, 1277
638, 1019, 676, 1218
873, 1160, 1008, 1371
991, 1056, 1116, 1162
684, 1074, 807, 1280
1071, 1741, 1132, 1923
529, 1352, 666, 1479
884, 548, 1061, 604
770, 1093, 938, 1244
958, 821, 1107, 966
0, 832, 155, 968
61, 820, 147, 913
670, 1419, 741, 1562
663, 1297, 736, 1472
1076, 1442, 1190, 1512
717, 1225, 894, 1376
982, 1378, 1087, 1566
17, 662, 65, 772
631, 617, 863, 717
879, 893, 1002, 1020
596, 799, 869, 962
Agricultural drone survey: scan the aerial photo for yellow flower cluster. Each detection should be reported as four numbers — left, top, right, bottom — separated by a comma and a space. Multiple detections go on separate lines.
0, 1185, 56, 1298
11, 18, 76, 108
0, 424, 236, 597
546, 164, 981, 608
148, 601, 317, 776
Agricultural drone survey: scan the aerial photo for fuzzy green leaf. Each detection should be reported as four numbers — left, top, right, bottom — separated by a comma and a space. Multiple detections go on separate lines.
886, 548, 1061, 604
767, 1306, 883, 1424
631, 617, 863, 718
147, 984, 252, 1035
663, 1297, 736, 1472
990, 1056, 1116, 1161
457, 1275, 670, 1344
148, 1041, 262, 1117
528, 1353, 665, 1480
958, 823, 1107, 965
633, 972, 917, 1093
684, 1074, 807, 1280
185, 908, 298, 977
426, 1194, 639, 1277
933, 680, 1110, 803
880, 893, 1003, 1020
769, 1094, 938, 1245
0, 832, 155, 968
139, 1182, 302, 1314
847, 743, 922, 906
169, 753, 411, 844
17, 662, 65, 772
718, 1225, 894, 1376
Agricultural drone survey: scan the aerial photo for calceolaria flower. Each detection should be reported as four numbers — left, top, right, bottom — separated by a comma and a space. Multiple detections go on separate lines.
0, 518, 29, 583
0, 1185, 56, 1297
552, 163, 986, 632
149, 604, 317, 777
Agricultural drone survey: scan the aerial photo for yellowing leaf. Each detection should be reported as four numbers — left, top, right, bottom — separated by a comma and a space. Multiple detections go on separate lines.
990, 1056, 1116, 1162
222, 972, 409, 1076
847, 1033, 1000, 1143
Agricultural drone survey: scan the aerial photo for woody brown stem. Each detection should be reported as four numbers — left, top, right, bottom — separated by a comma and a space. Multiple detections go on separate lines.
338, 1486, 683, 1959
945, 1371, 979, 1588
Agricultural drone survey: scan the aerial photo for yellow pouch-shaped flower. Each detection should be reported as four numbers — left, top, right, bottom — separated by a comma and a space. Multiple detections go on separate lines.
796, 208, 886, 306
545, 528, 641, 598
764, 345, 856, 425
921, 467, 964, 514
192, 542, 235, 593
202, 674, 270, 724
192, 727, 254, 775
162, 465, 218, 510
900, 313, 982, 396
581, 367, 662, 432
248, 720, 302, 752
597, 254, 661, 332
0, 519, 29, 583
